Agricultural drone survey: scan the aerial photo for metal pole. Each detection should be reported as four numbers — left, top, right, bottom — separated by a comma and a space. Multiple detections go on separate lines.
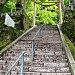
33, 0, 36, 26
20, 53, 24, 75
5, 51, 25, 75
39, 28, 42, 38
32, 39, 34, 59
59, 0, 62, 25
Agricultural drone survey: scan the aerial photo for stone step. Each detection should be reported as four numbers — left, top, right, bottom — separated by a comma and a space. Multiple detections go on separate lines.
41, 73, 71, 75
0, 25, 72, 74
11, 44, 63, 49
0, 70, 7, 75
23, 72, 71, 75
28, 67, 70, 72
0, 70, 71, 75
8, 47, 65, 52
3, 52, 66, 61
35, 51, 65, 55
30, 62, 69, 67
4, 66, 70, 74
10, 47, 63, 52
17, 41, 62, 45
1, 49, 66, 56
0, 56, 68, 67
33, 58, 67, 63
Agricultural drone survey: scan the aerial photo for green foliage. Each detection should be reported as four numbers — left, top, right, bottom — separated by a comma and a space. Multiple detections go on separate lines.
64, 35, 75, 60
10, 28, 24, 42
0, 41, 9, 47
64, 0, 69, 5
0, 0, 32, 50
26, 1, 58, 25
0, 40, 10, 50
26, 2, 34, 11
27, 11, 34, 20
62, 10, 75, 43
36, 4, 58, 25
36, 10, 57, 25
2, 0, 16, 12
40, 0, 47, 2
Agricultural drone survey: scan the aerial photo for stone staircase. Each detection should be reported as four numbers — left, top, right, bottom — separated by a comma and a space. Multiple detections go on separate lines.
0, 25, 72, 75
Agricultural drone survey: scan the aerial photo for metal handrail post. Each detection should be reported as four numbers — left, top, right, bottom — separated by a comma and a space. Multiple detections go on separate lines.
5, 51, 25, 75
39, 27, 43, 38
32, 39, 34, 60
20, 53, 24, 75
31, 26, 43, 60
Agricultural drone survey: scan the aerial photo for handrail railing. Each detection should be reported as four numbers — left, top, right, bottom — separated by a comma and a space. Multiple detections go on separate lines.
5, 51, 25, 75
32, 28, 41, 40
5, 25, 43, 75
31, 26, 43, 60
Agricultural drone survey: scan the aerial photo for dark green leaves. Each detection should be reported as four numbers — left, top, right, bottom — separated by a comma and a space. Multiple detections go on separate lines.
64, 0, 69, 5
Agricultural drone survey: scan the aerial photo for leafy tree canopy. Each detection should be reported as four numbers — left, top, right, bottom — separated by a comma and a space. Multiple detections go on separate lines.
2, 0, 16, 13
26, 0, 58, 25
64, 0, 69, 5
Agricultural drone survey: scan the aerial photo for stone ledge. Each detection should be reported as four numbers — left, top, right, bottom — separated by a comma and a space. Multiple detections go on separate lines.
57, 24, 75, 75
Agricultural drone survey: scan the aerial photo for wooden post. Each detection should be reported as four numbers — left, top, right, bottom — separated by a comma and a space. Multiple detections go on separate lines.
21, 0, 23, 14
21, 0, 26, 12
61, 0, 65, 11
24, 0, 26, 12
11, 0, 14, 15
59, 0, 62, 25
33, 0, 36, 26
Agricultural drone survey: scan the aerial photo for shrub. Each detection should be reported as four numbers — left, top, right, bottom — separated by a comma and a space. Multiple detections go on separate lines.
61, 10, 75, 43
64, 35, 75, 60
